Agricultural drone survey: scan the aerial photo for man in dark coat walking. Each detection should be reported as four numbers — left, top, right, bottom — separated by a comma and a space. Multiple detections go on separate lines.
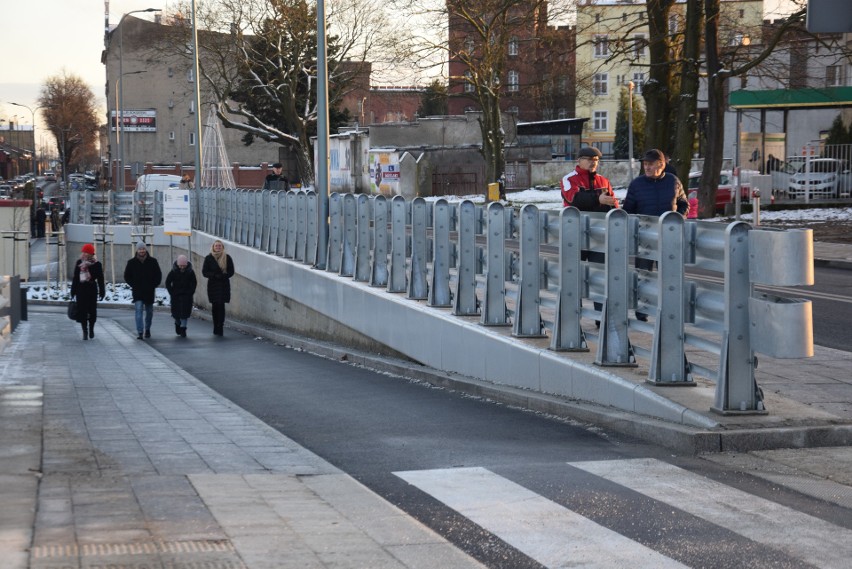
165, 255, 197, 337
124, 242, 162, 339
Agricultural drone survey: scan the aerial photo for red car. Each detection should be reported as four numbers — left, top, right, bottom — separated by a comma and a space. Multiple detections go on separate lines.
688, 172, 751, 215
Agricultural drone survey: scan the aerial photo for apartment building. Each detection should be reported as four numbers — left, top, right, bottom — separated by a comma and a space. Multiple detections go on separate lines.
574, 0, 764, 156
447, 2, 576, 122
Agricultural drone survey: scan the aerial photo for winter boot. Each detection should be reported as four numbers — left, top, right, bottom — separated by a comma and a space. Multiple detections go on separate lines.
175, 321, 182, 336
179, 327, 187, 337
82, 323, 89, 341
89, 323, 95, 339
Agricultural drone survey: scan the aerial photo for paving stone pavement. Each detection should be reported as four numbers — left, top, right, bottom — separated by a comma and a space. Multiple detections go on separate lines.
0, 314, 484, 569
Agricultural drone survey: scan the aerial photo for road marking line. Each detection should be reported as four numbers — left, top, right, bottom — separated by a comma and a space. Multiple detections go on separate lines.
394, 466, 687, 569
570, 458, 852, 569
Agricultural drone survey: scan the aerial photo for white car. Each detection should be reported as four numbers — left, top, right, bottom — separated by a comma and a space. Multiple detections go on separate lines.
788, 158, 852, 199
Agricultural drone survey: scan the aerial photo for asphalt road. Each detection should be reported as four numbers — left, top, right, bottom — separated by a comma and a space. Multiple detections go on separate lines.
106, 307, 852, 568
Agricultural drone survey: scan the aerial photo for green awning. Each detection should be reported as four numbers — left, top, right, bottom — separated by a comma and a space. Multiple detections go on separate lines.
729, 87, 852, 109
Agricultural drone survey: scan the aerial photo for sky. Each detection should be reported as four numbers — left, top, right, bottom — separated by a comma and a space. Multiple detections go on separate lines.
1, 0, 799, 142
0, 1, 175, 137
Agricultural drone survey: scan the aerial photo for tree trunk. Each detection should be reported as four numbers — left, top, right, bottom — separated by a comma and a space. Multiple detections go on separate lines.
643, 0, 676, 150
699, 0, 724, 219
672, 0, 703, 183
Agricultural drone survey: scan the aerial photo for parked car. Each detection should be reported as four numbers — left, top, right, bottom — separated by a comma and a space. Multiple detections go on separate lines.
44, 171, 57, 182
687, 171, 751, 214
0, 184, 12, 198
787, 158, 852, 199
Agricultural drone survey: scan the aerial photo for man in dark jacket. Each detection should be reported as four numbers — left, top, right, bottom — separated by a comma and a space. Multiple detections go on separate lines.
124, 241, 162, 339
622, 149, 689, 321
165, 255, 197, 337
623, 149, 689, 217
263, 162, 290, 191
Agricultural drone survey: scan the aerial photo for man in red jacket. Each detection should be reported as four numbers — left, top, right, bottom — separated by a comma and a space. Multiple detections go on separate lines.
559, 146, 619, 327
560, 146, 619, 212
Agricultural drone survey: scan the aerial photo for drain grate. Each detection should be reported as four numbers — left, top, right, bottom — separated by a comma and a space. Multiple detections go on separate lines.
31, 539, 243, 564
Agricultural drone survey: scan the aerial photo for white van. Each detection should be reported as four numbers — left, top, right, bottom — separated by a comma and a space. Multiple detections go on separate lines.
135, 174, 182, 192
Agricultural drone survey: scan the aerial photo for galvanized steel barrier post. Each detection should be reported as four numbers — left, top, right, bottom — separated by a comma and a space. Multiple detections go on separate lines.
408, 198, 429, 300
339, 193, 357, 276
596, 208, 636, 366
370, 196, 389, 287
354, 194, 372, 282
513, 204, 545, 337
305, 191, 318, 266
713, 222, 762, 414
453, 199, 479, 316
481, 202, 508, 326
649, 212, 691, 384
551, 207, 588, 351
429, 199, 452, 307
285, 192, 298, 259
295, 192, 308, 263
387, 196, 407, 293
326, 193, 343, 272
269, 191, 280, 254
261, 190, 271, 252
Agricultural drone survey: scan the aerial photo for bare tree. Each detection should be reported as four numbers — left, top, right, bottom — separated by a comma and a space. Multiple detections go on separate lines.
38, 71, 100, 181
386, 0, 575, 184
698, 2, 808, 218
159, 0, 390, 186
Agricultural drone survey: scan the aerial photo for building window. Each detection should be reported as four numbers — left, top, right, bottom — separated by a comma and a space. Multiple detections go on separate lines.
465, 37, 475, 54
168, 67, 174, 77
508, 36, 519, 56
508, 70, 519, 92
826, 65, 843, 87
189, 132, 196, 146
464, 71, 474, 93
594, 35, 609, 58
593, 111, 608, 131
189, 101, 195, 114
633, 35, 646, 58
593, 73, 608, 96
169, 131, 175, 141
187, 68, 194, 83
632, 73, 645, 94
558, 76, 569, 95
668, 15, 678, 35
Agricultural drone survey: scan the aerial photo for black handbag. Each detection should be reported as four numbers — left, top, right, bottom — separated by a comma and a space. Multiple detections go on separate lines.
67, 300, 78, 321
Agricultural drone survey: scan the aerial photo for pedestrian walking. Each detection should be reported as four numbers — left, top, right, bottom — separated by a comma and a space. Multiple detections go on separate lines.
71, 243, 105, 340
165, 254, 197, 337
124, 242, 163, 339
263, 162, 290, 191
622, 148, 689, 321
202, 240, 235, 336
560, 146, 619, 326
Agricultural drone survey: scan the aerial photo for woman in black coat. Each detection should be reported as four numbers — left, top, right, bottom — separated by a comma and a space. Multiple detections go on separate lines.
165, 255, 197, 337
70, 243, 105, 340
201, 240, 235, 336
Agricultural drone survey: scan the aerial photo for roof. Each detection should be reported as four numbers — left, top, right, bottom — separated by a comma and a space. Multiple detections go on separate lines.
729, 87, 852, 109
517, 118, 588, 136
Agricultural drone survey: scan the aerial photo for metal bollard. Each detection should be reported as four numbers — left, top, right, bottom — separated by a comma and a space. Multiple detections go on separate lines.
752, 189, 761, 226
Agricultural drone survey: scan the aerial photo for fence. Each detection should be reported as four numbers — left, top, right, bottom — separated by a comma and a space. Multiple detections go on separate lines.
69, 191, 164, 227
189, 188, 814, 415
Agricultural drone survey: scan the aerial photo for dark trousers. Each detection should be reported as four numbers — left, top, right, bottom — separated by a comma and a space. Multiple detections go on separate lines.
582, 250, 605, 315
635, 258, 656, 320
212, 302, 226, 333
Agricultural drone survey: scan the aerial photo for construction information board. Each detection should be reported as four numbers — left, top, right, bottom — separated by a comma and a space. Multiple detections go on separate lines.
163, 190, 192, 236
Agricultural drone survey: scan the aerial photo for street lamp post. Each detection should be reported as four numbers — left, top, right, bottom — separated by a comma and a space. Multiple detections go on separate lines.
115, 7, 161, 191
627, 81, 635, 181
9, 102, 39, 249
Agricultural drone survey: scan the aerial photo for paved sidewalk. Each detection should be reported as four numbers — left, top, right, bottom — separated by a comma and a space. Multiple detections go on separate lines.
0, 311, 484, 569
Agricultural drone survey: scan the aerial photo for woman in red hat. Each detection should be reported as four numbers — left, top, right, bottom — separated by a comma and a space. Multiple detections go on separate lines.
71, 243, 105, 340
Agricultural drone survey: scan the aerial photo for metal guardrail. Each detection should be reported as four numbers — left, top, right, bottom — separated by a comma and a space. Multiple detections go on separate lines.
187, 188, 815, 416
69, 191, 164, 226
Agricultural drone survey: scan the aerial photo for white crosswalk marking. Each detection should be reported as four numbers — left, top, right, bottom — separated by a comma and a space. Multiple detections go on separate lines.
570, 458, 852, 569
394, 466, 688, 569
